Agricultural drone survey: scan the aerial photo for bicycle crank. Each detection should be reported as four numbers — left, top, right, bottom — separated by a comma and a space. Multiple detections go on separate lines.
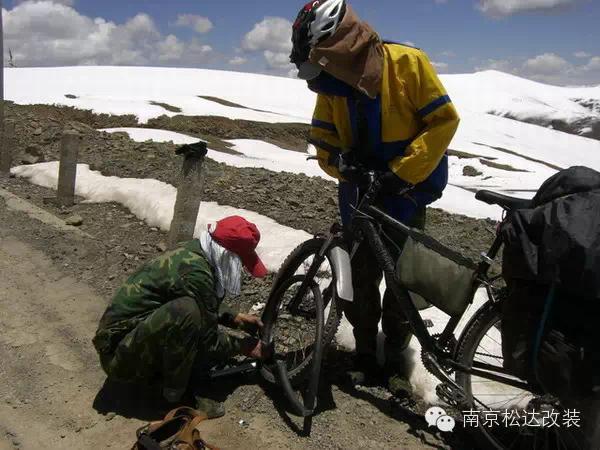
421, 334, 457, 376
436, 382, 468, 409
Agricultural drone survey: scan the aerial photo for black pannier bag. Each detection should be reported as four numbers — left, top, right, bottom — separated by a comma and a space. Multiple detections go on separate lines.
500, 166, 600, 396
501, 280, 595, 398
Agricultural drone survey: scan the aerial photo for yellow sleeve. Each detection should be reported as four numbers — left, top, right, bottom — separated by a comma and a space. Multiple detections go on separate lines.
388, 51, 460, 185
309, 94, 343, 180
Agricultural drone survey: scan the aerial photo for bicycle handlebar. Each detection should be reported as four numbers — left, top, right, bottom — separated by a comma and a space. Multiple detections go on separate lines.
352, 170, 414, 221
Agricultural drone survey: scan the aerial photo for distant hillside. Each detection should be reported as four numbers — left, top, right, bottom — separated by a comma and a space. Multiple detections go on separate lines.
442, 70, 600, 141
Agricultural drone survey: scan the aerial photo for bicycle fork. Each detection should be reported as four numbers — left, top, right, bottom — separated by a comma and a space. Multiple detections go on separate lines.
286, 232, 336, 315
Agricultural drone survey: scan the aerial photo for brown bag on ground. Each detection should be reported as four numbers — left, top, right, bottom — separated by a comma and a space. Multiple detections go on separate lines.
132, 407, 219, 450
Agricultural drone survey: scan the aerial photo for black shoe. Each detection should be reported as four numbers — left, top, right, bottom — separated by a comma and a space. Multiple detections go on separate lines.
387, 373, 413, 399
345, 354, 383, 387
193, 395, 225, 419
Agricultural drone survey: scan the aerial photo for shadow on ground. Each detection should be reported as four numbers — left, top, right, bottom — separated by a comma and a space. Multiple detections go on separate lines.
92, 350, 479, 448
92, 374, 253, 423
257, 347, 479, 449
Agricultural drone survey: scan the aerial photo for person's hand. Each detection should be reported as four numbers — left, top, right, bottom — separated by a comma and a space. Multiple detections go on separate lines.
233, 313, 263, 335
337, 155, 362, 183
378, 171, 411, 195
241, 338, 272, 360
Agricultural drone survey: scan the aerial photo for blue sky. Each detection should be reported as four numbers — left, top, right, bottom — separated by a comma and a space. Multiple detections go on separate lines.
4, 0, 600, 85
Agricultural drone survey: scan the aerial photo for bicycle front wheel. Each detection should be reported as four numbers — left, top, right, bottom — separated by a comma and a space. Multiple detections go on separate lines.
260, 237, 343, 386
455, 298, 589, 449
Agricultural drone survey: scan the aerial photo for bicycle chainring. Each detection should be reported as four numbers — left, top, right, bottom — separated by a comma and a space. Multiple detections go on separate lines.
436, 382, 468, 409
421, 333, 458, 376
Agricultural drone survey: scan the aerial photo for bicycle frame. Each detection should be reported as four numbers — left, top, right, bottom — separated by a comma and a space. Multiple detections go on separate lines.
357, 176, 535, 394
284, 174, 531, 395
364, 203, 531, 392
274, 173, 533, 423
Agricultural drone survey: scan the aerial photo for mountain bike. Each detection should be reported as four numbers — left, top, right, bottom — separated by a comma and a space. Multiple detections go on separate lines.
259, 170, 594, 449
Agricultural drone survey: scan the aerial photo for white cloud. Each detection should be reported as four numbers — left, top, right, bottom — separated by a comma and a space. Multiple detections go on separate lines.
439, 50, 456, 58
241, 17, 295, 76
583, 57, 600, 72
263, 50, 293, 70
432, 61, 449, 72
475, 58, 515, 73
228, 56, 248, 66
157, 35, 185, 62
477, 0, 582, 18
174, 14, 213, 34
3, 1, 214, 67
574, 51, 591, 58
403, 41, 417, 47
15, 0, 75, 5
475, 53, 600, 86
242, 17, 292, 53
522, 53, 570, 75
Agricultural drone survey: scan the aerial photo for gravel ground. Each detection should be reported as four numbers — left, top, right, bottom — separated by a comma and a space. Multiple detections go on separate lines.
0, 101, 502, 449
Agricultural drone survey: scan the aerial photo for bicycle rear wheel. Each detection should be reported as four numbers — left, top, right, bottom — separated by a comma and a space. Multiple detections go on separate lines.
260, 237, 343, 386
455, 298, 590, 449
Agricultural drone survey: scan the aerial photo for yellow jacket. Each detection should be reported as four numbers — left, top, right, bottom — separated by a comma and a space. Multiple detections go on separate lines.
309, 43, 459, 193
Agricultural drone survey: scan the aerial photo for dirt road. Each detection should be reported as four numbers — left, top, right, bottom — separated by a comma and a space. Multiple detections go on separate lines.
0, 228, 141, 448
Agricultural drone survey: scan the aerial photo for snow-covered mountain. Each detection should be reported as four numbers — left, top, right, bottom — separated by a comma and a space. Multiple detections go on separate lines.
444, 70, 600, 140
6, 66, 600, 129
5, 66, 600, 219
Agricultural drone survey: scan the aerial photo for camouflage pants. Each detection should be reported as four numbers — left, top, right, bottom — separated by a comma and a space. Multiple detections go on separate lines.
99, 297, 216, 398
343, 208, 426, 371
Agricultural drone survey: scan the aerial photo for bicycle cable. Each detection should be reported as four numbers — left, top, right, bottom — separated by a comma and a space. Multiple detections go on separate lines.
380, 226, 404, 256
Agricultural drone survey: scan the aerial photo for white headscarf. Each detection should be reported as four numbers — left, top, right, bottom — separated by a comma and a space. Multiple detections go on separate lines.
199, 230, 243, 298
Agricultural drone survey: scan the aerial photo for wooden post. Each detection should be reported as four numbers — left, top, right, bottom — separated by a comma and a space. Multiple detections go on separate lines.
168, 141, 208, 249
0, 119, 13, 176
56, 131, 80, 206
1, 0, 5, 165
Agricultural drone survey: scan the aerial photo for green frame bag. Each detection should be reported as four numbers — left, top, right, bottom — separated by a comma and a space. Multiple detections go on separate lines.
396, 232, 477, 317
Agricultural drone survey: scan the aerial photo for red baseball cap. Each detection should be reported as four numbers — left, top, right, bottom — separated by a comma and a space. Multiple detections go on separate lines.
209, 216, 268, 278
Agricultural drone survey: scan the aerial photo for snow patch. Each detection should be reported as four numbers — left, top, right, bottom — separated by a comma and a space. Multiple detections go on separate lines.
335, 288, 494, 405
11, 162, 311, 272
102, 128, 507, 220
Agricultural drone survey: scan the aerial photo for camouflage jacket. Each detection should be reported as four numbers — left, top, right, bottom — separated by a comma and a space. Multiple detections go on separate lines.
93, 239, 242, 359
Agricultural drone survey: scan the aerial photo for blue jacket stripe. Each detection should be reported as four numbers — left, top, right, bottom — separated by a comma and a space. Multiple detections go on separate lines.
418, 95, 451, 118
307, 138, 342, 155
311, 119, 337, 132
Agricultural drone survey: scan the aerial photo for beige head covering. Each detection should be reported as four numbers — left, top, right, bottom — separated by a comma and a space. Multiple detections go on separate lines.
308, 5, 384, 98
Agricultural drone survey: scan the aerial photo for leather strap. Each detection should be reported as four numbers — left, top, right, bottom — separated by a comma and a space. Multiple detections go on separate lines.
164, 406, 202, 421
133, 407, 218, 450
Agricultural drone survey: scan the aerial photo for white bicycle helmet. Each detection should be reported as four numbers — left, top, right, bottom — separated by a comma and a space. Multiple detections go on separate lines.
290, 0, 347, 80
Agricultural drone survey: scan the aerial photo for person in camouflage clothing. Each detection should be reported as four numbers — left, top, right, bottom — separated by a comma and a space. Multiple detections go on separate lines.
93, 216, 269, 417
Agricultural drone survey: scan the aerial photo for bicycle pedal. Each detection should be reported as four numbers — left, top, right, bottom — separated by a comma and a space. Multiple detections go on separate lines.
209, 361, 258, 379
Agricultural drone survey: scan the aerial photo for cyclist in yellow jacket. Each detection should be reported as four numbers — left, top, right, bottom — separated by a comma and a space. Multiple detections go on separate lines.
290, 0, 459, 398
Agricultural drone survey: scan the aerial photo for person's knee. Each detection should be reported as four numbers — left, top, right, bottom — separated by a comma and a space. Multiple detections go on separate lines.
166, 297, 203, 333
